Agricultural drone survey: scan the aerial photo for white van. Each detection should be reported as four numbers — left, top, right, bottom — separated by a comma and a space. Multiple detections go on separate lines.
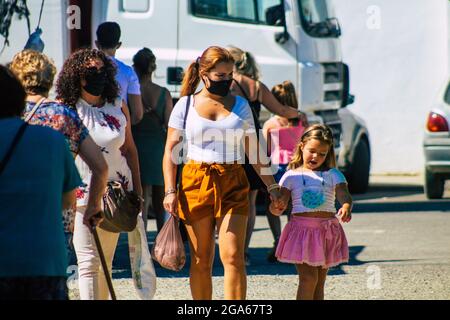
0, 0, 371, 192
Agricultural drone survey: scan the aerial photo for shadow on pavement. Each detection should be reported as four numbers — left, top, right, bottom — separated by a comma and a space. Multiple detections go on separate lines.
352, 185, 424, 201
112, 235, 416, 279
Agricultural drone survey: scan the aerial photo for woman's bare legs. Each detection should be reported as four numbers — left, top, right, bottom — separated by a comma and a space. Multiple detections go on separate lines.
244, 190, 258, 263
217, 213, 248, 300
184, 215, 216, 300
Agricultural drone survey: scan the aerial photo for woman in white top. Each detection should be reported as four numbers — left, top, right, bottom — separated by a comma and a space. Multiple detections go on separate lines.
56, 48, 143, 300
163, 46, 286, 300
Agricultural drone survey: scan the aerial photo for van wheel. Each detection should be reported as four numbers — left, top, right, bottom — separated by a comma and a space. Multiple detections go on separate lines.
348, 139, 370, 194
424, 169, 444, 199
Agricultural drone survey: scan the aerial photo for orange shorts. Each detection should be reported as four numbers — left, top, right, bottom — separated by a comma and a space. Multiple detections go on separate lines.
177, 161, 250, 224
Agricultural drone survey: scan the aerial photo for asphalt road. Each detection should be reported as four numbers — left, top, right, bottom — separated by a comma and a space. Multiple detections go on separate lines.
69, 175, 450, 300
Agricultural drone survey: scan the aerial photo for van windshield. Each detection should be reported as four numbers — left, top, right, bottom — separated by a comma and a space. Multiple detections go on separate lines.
298, 0, 339, 38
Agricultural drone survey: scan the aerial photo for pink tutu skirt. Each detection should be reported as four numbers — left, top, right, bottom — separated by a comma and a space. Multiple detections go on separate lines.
275, 216, 349, 268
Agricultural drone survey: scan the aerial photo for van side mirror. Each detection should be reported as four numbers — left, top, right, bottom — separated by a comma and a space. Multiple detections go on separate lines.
265, 4, 290, 44
341, 63, 355, 108
265, 4, 283, 26
167, 67, 184, 85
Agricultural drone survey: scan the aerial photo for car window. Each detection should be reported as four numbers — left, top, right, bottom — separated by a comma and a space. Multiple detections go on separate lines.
192, 0, 257, 23
257, 0, 283, 25
445, 82, 450, 104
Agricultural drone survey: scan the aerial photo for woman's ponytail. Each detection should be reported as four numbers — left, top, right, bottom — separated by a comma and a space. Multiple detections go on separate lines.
180, 61, 200, 97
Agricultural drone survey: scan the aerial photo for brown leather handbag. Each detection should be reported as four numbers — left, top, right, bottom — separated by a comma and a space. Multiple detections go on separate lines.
99, 181, 141, 233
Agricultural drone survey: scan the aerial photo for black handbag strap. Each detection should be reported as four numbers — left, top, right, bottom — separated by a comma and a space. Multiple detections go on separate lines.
183, 95, 191, 130
0, 122, 28, 177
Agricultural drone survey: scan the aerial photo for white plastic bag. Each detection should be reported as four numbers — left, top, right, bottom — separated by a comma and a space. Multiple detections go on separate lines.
128, 215, 157, 300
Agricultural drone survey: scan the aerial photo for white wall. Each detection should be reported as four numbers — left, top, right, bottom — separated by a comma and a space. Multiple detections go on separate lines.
333, 0, 449, 174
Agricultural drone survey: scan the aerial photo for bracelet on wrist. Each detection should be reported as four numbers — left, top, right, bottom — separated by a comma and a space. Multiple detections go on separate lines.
164, 188, 177, 197
267, 183, 281, 193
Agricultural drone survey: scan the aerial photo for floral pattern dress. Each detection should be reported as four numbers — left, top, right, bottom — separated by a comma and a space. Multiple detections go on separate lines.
75, 98, 133, 207
24, 101, 89, 155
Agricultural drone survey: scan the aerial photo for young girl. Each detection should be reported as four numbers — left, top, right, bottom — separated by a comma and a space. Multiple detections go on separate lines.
270, 124, 352, 300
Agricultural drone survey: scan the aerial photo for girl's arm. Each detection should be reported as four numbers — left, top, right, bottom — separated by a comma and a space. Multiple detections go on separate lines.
335, 183, 353, 223
120, 101, 143, 198
259, 82, 299, 119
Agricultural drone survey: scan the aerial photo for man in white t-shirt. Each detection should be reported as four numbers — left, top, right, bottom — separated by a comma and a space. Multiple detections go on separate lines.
95, 22, 144, 125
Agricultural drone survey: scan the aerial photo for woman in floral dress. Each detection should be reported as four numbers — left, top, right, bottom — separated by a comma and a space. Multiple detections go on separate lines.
56, 48, 144, 300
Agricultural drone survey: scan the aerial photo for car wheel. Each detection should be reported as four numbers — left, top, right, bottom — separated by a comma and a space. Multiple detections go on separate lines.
347, 139, 370, 194
424, 168, 444, 199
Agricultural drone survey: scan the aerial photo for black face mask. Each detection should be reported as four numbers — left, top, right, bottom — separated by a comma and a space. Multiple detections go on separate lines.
83, 68, 107, 97
205, 77, 233, 97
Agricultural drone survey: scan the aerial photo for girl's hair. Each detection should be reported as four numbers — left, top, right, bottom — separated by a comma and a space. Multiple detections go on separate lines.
288, 124, 336, 170
10, 50, 57, 96
133, 47, 156, 80
227, 46, 260, 80
180, 46, 234, 97
271, 80, 298, 110
56, 48, 119, 108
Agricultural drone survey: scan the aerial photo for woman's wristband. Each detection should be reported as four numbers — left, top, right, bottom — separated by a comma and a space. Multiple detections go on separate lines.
164, 188, 177, 197
267, 183, 281, 193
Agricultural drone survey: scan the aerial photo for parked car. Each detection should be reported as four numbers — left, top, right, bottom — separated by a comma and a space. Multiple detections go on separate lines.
423, 78, 450, 199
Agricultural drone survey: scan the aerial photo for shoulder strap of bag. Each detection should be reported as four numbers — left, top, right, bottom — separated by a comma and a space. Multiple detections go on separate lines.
183, 95, 191, 130
0, 122, 28, 176
24, 97, 46, 123
233, 79, 250, 101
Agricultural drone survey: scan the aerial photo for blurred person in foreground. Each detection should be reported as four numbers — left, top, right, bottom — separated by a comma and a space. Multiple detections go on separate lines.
0, 65, 82, 300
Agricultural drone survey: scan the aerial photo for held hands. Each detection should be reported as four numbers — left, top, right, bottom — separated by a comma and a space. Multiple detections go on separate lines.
269, 188, 287, 216
337, 204, 352, 223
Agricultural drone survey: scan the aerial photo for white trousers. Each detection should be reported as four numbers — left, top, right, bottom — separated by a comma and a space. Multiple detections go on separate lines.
73, 207, 120, 300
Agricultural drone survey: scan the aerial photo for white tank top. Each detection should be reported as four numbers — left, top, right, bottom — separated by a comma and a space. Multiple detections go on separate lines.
168, 95, 256, 163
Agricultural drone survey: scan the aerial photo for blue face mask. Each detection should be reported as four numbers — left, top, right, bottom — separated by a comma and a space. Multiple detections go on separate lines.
205, 78, 233, 97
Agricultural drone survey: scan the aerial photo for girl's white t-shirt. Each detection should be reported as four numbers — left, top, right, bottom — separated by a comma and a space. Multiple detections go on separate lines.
279, 168, 347, 214
168, 95, 256, 163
